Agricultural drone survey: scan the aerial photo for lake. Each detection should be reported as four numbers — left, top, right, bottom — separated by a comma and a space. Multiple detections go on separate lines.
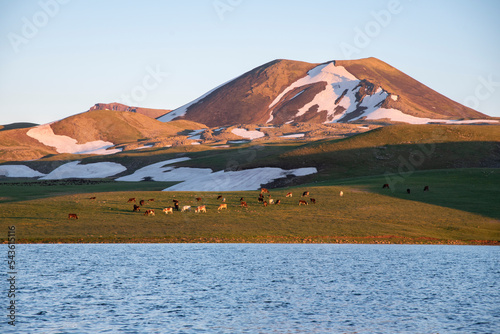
2, 244, 499, 333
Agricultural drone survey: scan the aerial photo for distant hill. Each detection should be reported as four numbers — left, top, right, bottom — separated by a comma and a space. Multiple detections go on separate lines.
88, 102, 171, 119
158, 57, 490, 127
0, 122, 39, 131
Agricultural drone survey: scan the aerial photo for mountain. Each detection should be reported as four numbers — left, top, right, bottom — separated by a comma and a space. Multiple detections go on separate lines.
89, 102, 171, 119
158, 57, 488, 127
0, 109, 206, 162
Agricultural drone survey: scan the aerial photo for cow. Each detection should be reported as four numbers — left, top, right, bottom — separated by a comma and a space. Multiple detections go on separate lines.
263, 201, 268, 207
275, 199, 281, 205
218, 204, 227, 211
127, 198, 136, 203
261, 188, 270, 194
340, 191, 344, 197
162, 207, 173, 214
269, 198, 274, 204
407, 188, 411, 194
148, 198, 155, 202
133, 204, 141, 212
240, 197, 244, 202
298, 200, 308, 205
423, 186, 429, 192
258, 197, 264, 202
174, 202, 180, 211
196, 197, 202, 202
139, 200, 145, 206
68, 213, 79, 219
89, 196, 96, 200
217, 195, 223, 200
172, 199, 179, 203
382, 184, 390, 189
302, 191, 309, 197
259, 193, 264, 199
144, 209, 155, 216
286, 192, 293, 197
222, 198, 226, 202
241, 201, 248, 208
195, 205, 206, 213
181, 206, 191, 212
310, 198, 316, 204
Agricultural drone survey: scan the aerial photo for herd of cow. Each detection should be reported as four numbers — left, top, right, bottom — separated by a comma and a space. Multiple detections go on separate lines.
67, 183, 430, 219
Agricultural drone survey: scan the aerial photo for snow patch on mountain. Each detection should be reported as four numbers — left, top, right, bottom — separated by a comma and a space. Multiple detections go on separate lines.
41, 161, 127, 180
231, 128, 265, 140
27, 124, 122, 155
363, 108, 499, 124
0, 165, 45, 178
115, 158, 192, 182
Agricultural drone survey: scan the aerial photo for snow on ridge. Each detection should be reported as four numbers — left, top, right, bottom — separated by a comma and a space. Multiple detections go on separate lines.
364, 108, 499, 124
231, 128, 265, 140
41, 161, 127, 180
280, 133, 305, 138
27, 124, 122, 155
0, 165, 45, 178
115, 158, 192, 182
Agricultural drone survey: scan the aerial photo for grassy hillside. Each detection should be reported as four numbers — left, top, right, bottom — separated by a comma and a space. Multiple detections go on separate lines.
0, 169, 497, 244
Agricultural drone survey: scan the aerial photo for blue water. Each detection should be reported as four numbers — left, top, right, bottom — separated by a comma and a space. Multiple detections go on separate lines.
2, 244, 499, 333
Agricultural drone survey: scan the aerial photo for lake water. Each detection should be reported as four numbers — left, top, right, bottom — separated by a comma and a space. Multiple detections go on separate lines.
2, 244, 499, 333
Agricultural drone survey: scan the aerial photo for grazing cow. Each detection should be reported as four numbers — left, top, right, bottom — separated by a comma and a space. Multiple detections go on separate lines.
144, 209, 155, 216
222, 198, 226, 202
89, 196, 96, 200
286, 192, 293, 197
261, 188, 270, 194
298, 200, 308, 206
407, 188, 411, 194
382, 184, 390, 189
163, 207, 173, 214
68, 213, 79, 219
148, 198, 155, 202
196, 197, 202, 202
263, 201, 268, 207
275, 199, 281, 205
173, 199, 179, 203
195, 205, 206, 213
269, 198, 274, 204
217, 195, 223, 200
218, 204, 227, 211
127, 198, 136, 203
174, 202, 180, 211
340, 191, 344, 197
302, 191, 309, 197
139, 200, 145, 206
310, 198, 316, 204
423, 186, 429, 192
258, 197, 264, 202
133, 204, 141, 212
181, 206, 191, 212
241, 201, 248, 208
240, 197, 244, 202
259, 193, 264, 199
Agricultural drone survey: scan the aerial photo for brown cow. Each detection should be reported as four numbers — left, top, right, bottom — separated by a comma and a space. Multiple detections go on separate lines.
298, 200, 308, 206
302, 191, 309, 197
258, 197, 264, 202
68, 213, 78, 219
261, 188, 269, 194
218, 204, 227, 211
133, 204, 141, 212
174, 202, 180, 211
144, 209, 155, 216
217, 195, 223, 200
139, 200, 145, 206
172, 199, 179, 203
240, 197, 244, 202
286, 192, 293, 197
382, 184, 390, 189
263, 201, 268, 207
240, 201, 248, 208
275, 199, 281, 205
89, 196, 96, 200
196, 197, 202, 202
195, 205, 206, 213
163, 207, 173, 214
127, 198, 136, 203
310, 198, 316, 204
148, 198, 155, 202
423, 186, 429, 192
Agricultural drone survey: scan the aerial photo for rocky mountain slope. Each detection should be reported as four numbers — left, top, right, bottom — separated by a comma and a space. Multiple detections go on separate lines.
89, 102, 171, 119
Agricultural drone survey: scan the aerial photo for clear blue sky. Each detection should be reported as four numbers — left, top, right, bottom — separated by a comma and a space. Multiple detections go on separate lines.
1, 0, 499, 124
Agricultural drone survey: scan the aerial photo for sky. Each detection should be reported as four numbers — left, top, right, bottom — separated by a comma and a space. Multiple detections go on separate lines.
0, 0, 499, 125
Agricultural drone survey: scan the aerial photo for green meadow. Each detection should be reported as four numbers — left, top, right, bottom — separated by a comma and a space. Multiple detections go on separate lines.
1, 169, 498, 244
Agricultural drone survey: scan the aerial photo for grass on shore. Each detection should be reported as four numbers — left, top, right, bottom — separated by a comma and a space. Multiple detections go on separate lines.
0, 169, 498, 244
